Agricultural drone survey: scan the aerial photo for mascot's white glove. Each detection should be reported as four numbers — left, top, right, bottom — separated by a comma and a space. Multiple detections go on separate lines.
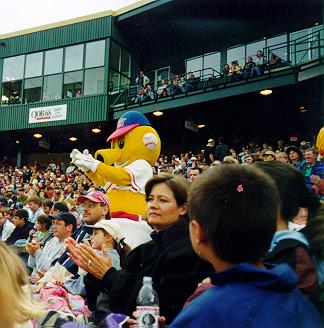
74, 150, 101, 173
70, 149, 100, 173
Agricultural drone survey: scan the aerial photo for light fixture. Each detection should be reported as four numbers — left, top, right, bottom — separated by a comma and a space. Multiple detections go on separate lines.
315, 22, 319, 26
69, 137, 77, 142
15, 140, 20, 144
91, 127, 101, 134
153, 111, 163, 117
263, 36, 267, 40
198, 124, 206, 128
33, 133, 42, 139
260, 89, 272, 96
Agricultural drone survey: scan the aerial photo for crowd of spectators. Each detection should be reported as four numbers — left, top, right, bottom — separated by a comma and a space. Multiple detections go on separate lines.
131, 50, 287, 105
0, 135, 323, 327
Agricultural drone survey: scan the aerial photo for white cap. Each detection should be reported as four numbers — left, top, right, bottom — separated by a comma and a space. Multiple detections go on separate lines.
85, 220, 125, 243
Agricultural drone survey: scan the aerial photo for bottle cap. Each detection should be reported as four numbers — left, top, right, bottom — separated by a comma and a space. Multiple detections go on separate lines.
143, 276, 152, 283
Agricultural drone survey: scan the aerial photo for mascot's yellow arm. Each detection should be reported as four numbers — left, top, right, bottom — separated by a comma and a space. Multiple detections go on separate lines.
87, 163, 132, 187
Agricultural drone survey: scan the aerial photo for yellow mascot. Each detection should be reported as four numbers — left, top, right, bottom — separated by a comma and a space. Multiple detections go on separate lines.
70, 111, 161, 220
316, 126, 324, 159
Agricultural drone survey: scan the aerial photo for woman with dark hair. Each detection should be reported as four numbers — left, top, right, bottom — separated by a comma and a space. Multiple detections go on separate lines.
254, 161, 320, 300
67, 173, 211, 325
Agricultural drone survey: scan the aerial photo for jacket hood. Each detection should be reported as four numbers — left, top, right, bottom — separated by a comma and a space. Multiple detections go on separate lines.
211, 262, 297, 293
268, 229, 309, 252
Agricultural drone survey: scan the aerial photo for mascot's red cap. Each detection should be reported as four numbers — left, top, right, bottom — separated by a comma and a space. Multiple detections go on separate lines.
107, 111, 151, 142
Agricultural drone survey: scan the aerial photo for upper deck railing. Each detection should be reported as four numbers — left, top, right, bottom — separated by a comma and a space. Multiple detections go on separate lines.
110, 29, 324, 109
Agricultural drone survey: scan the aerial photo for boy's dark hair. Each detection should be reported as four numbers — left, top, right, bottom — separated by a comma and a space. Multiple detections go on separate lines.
36, 214, 52, 230
188, 165, 279, 264
254, 161, 320, 222
53, 202, 69, 213
43, 199, 54, 209
145, 173, 189, 207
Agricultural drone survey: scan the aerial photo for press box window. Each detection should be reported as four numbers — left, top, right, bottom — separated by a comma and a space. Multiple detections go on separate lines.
2, 55, 25, 82
25, 52, 43, 78
64, 71, 83, 98
43, 74, 62, 101
2, 81, 22, 105
64, 44, 84, 72
24, 77, 42, 103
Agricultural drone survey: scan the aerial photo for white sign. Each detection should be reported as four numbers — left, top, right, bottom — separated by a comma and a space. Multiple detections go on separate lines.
29, 104, 67, 124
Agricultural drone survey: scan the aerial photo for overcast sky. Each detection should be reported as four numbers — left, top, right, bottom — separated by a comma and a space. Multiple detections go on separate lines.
1, 0, 142, 35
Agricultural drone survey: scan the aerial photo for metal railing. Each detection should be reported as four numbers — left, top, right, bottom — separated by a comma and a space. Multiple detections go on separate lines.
111, 29, 324, 108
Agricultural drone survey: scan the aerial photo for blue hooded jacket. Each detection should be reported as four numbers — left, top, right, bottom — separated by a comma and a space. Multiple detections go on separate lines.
170, 263, 321, 328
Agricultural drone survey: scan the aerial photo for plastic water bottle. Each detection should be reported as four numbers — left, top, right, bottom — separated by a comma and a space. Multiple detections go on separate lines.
136, 276, 160, 328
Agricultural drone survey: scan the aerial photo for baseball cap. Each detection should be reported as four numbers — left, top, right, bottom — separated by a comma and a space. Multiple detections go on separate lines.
85, 220, 125, 243
191, 156, 198, 161
15, 209, 29, 220
264, 151, 276, 157
107, 111, 151, 142
49, 212, 77, 232
77, 190, 110, 207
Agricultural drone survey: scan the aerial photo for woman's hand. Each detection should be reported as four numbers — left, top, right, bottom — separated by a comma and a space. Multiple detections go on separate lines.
67, 238, 112, 280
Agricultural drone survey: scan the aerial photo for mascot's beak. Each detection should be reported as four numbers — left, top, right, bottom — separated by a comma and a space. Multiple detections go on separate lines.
95, 148, 122, 166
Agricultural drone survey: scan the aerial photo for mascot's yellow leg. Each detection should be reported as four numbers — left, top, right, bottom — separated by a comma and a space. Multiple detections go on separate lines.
109, 190, 147, 218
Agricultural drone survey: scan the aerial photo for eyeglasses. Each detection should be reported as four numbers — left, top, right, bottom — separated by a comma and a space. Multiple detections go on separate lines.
82, 202, 100, 209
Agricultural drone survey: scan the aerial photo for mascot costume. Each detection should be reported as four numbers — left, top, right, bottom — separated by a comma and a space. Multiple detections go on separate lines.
70, 111, 161, 221
316, 126, 324, 159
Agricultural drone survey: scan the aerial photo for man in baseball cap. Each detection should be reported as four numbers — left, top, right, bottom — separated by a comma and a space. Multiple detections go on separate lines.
6, 209, 34, 245
49, 211, 77, 233
77, 190, 111, 225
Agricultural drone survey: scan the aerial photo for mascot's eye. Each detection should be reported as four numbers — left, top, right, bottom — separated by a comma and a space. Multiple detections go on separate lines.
118, 139, 125, 149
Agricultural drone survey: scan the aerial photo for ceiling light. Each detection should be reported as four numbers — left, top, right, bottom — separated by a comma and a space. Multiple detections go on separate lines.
69, 137, 77, 142
260, 89, 272, 96
198, 124, 206, 128
33, 133, 42, 139
315, 22, 319, 26
153, 111, 163, 117
15, 140, 20, 144
91, 128, 101, 134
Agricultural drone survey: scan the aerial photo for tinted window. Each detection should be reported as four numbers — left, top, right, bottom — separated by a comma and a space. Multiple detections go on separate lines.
85, 40, 105, 68
65, 44, 84, 72
44, 48, 63, 75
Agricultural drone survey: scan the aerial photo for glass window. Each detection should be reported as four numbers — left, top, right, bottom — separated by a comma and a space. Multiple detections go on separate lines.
186, 57, 203, 77
85, 40, 105, 68
109, 69, 120, 92
84, 67, 104, 95
267, 34, 288, 62
203, 52, 221, 77
64, 44, 84, 72
24, 77, 42, 103
227, 46, 245, 67
25, 52, 43, 78
44, 48, 63, 75
2, 81, 22, 105
2, 55, 25, 82
120, 48, 131, 78
120, 75, 130, 89
43, 74, 62, 101
63, 71, 83, 98
247, 40, 266, 61
110, 42, 121, 71
290, 29, 310, 65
